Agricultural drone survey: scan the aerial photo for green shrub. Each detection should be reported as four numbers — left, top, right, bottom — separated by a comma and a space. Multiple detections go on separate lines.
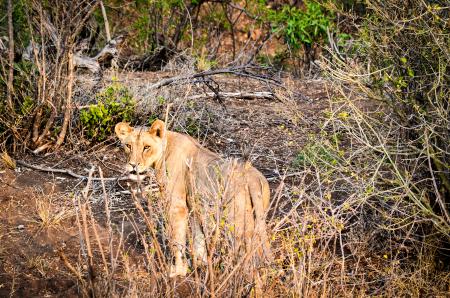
361, 1, 450, 203
254, 1, 334, 73
269, 2, 332, 49
293, 141, 341, 169
80, 83, 135, 142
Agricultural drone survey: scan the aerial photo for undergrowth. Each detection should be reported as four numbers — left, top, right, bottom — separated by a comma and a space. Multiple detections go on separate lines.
0, 0, 448, 297
80, 82, 135, 142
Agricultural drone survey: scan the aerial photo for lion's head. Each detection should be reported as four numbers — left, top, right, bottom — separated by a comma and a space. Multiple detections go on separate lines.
115, 120, 166, 177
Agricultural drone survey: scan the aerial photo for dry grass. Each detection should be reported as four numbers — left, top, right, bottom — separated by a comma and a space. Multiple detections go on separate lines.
57, 66, 449, 296
33, 197, 74, 230
1, 1, 448, 296
1, 151, 16, 170
0, 55, 446, 296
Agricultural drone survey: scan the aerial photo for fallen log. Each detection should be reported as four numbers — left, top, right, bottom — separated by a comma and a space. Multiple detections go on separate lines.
146, 65, 282, 90
143, 65, 311, 101
23, 35, 124, 73
188, 91, 275, 100
73, 35, 124, 73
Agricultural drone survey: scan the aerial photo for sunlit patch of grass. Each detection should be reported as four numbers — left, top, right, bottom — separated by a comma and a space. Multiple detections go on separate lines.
33, 198, 73, 230
1, 151, 16, 170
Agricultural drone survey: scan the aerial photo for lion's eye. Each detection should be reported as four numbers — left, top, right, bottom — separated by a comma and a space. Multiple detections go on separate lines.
144, 145, 151, 151
125, 144, 131, 150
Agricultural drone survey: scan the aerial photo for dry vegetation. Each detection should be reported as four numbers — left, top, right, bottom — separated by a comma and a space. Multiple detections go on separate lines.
1, 0, 449, 297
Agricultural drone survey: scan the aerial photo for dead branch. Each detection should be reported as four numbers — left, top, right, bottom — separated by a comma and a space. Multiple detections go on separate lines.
55, 50, 75, 148
57, 249, 89, 297
146, 65, 311, 101
147, 66, 279, 90
73, 35, 124, 73
99, 1, 111, 42
16, 159, 128, 181
73, 54, 100, 73
94, 35, 124, 65
188, 91, 275, 101
32, 142, 52, 154
35, 109, 56, 147
6, 0, 14, 111
23, 36, 124, 74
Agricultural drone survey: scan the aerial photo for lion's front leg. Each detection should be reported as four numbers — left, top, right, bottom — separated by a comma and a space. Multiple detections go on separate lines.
168, 200, 189, 278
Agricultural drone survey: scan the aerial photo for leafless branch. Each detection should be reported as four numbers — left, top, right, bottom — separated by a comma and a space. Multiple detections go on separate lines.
6, 0, 14, 111
16, 159, 128, 181
99, 1, 111, 42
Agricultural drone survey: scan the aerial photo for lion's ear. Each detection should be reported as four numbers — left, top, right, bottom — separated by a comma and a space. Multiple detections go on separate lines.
149, 119, 165, 139
115, 122, 133, 141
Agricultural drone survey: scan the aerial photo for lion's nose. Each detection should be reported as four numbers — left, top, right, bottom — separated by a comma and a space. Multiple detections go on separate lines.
127, 162, 137, 172
128, 162, 143, 174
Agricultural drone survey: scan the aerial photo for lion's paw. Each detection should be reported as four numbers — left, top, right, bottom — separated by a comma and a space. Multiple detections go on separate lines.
169, 262, 188, 278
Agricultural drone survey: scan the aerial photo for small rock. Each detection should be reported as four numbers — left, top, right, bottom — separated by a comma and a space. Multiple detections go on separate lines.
17, 224, 25, 230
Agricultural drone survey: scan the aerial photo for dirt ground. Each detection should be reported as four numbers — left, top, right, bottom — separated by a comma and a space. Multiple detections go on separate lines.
0, 71, 330, 297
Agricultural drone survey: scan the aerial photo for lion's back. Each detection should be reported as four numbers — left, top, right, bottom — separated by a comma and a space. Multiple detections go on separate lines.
166, 131, 270, 211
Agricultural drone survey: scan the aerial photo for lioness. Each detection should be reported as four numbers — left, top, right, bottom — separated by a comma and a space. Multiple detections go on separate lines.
115, 120, 272, 277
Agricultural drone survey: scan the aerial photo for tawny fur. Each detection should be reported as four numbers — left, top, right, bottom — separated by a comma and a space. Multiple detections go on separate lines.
115, 120, 272, 277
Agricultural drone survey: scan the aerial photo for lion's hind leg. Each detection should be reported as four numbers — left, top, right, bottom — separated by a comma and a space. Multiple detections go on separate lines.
228, 184, 255, 257
247, 176, 273, 263
192, 220, 207, 264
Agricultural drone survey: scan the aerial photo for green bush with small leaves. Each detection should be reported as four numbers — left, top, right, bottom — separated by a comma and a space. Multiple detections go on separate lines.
269, 2, 333, 50
293, 142, 341, 169
80, 83, 135, 142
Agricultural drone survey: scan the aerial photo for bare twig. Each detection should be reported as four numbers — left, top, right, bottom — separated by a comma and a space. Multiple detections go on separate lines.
57, 249, 90, 297
80, 200, 96, 293
87, 203, 110, 275
16, 159, 128, 181
147, 66, 280, 89
6, 0, 14, 111
130, 190, 166, 271
98, 167, 116, 297
55, 50, 75, 148
188, 91, 275, 101
99, 1, 111, 42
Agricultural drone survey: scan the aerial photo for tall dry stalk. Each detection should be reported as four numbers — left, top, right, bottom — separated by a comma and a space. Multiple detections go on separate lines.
6, 0, 14, 112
